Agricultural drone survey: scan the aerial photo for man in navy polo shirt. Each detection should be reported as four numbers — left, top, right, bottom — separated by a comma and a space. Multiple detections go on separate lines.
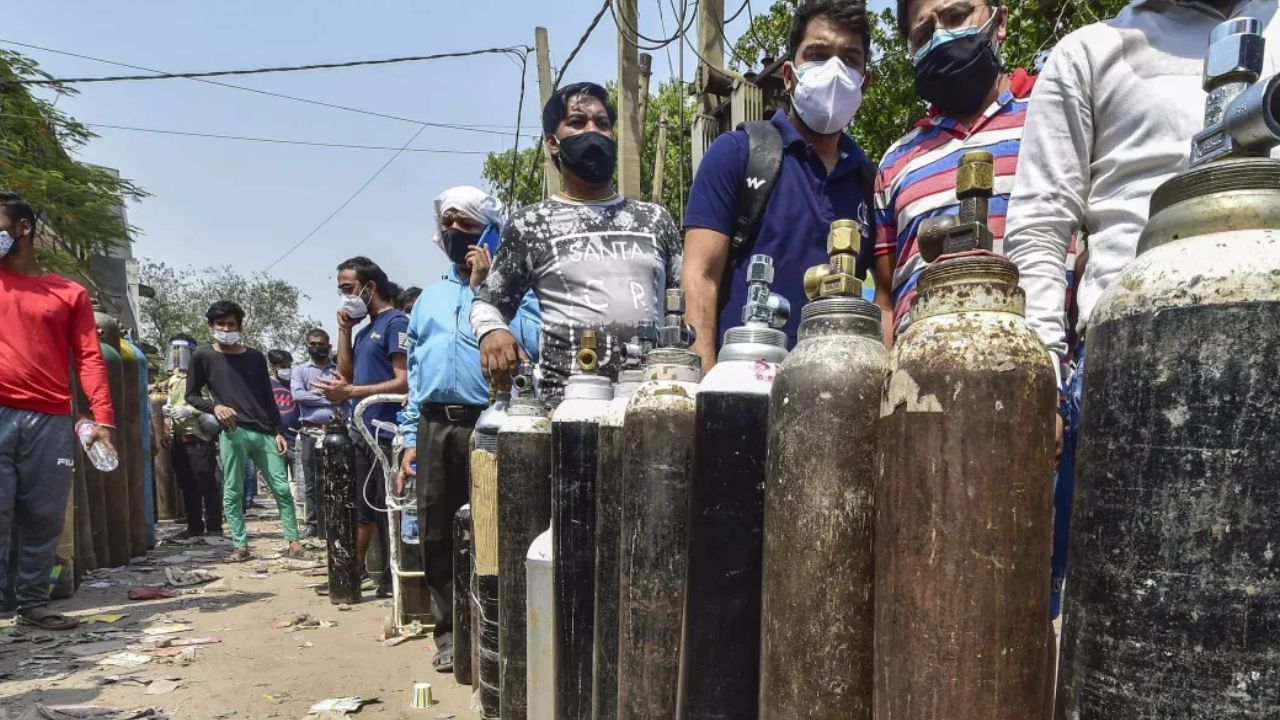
682, 0, 876, 370
316, 256, 409, 598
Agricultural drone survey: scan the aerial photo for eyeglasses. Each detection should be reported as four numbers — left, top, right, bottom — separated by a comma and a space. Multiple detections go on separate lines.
908, 1, 996, 55
337, 283, 360, 295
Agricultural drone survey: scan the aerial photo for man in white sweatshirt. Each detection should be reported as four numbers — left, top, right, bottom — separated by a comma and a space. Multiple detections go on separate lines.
1004, 0, 1279, 617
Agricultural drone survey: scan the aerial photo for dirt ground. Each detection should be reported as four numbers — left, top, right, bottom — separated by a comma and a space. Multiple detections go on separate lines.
0, 508, 474, 719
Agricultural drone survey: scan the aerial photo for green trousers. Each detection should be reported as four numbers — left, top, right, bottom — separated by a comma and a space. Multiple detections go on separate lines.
219, 426, 299, 548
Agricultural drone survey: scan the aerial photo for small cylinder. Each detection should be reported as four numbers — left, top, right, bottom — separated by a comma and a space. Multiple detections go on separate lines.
527, 528, 555, 720
320, 418, 361, 605
454, 505, 474, 686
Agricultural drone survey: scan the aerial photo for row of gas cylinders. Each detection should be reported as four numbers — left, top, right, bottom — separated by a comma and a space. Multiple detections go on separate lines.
452, 134, 1280, 720
51, 304, 169, 599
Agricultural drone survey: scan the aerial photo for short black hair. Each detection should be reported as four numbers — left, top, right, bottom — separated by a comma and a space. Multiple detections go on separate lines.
542, 81, 617, 136
169, 332, 198, 345
897, 0, 1000, 39
396, 286, 422, 311
267, 349, 292, 367
789, 0, 872, 58
306, 328, 330, 343
336, 256, 394, 302
0, 192, 37, 237
206, 300, 245, 326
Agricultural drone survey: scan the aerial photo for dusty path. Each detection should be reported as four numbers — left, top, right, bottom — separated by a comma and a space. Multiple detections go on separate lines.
0, 509, 473, 719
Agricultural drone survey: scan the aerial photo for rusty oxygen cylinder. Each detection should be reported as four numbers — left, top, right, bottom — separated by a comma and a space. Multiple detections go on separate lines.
758, 222, 887, 719
72, 375, 100, 574
116, 337, 146, 559
875, 150, 1057, 719
497, 364, 552, 720
1057, 20, 1280, 719
551, 332, 614, 720
593, 323, 655, 720
94, 303, 131, 568
677, 254, 789, 720
617, 290, 702, 720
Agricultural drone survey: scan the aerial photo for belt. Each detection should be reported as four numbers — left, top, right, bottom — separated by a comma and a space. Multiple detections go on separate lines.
422, 403, 484, 424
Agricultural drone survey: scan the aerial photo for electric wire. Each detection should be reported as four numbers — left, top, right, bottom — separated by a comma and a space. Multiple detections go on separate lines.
506, 51, 529, 206
725, 0, 750, 25
0, 45, 531, 84
611, 0, 699, 51
554, 0, 614, 88
0, 112, 523, 151
261, 122, 428, 273
0, 39, 533, 138
673, 0, 688, 218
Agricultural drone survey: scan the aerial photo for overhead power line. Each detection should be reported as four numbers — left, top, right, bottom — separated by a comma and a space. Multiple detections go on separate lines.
612, 0, 699, 51
555, 0, 614, 88
0, 39, 534, 136
0, 113, 502, 153
0, 44, 531, 85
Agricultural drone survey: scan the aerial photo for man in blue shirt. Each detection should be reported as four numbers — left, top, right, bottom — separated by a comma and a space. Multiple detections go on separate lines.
682, 0, 876, 371
291, 328, 337, 536
399, 185, 540, 672
316, 257, 409, 599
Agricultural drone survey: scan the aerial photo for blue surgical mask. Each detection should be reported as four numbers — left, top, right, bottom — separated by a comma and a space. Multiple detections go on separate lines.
913, 13, 998, 65
0, 230, 13, 258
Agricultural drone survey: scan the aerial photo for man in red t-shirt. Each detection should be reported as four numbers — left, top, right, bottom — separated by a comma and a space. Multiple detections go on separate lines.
0, 192, 115, 630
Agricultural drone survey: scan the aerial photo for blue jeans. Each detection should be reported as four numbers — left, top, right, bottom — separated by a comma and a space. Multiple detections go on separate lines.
243, 458, 257, 504
0, 407, 74, 608
1050, 343, 1084, 619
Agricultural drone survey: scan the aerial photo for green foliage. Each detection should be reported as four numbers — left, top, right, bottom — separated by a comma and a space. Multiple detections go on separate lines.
138, 260, 321, 357
482, 144, 545, 210
0, 49, 147, 269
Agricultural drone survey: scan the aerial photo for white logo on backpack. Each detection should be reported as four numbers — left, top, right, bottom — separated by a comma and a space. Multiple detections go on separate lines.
745, 176, 767, 190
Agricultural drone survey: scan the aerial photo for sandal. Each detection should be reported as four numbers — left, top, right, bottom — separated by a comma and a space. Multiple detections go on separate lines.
16, 606, 80, 631
286, 543, 307, 560
226, 547, 253, 563
432, 634, 454, 673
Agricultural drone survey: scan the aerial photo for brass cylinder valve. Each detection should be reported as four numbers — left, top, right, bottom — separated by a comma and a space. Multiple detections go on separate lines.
576, 329, 601, 372
918, 151, 996, 263
803, 219, 862, 301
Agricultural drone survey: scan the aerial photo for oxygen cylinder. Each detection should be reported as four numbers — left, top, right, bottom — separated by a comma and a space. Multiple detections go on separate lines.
94, 305, 131, 568
875, 151, 1056, 719
526, 526, 554, 720
552, 331, 614, 720
454, 504, 474, 686
593, 323, 655, 720
116, 338, 146, 559
149, 393, 181, 521
1057, 20, 1280, 719
72, 377, 100, 574
472, 391, 504, 719
617, 290, 702, 720
127, 339, 156, 549
678, 255, 789, 719
50, 483, 75, 599
759, 224, 887, 719
319, 414, 361, 605
497, 365, 552, 720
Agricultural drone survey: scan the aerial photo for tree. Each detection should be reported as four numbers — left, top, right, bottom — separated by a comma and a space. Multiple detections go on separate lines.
732, 0, 1131, 161
137, 260, 321, 357
0, 49, 146, 272
482, 145, 545, 210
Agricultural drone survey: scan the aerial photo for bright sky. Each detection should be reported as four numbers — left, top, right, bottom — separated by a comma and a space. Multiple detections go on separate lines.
8, 0, 892, 341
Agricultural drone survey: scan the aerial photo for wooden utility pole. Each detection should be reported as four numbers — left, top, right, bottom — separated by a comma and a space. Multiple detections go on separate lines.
637, 53, 653, 159
616, 0, 643, 198
651, 116, 669, 202
696, 0, 725, 115
535, 27, 561, 198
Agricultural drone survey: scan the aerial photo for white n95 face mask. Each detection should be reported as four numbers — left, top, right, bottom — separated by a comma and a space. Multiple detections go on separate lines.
339, 292, 369, 321
791, 57, 865, 135
212, 330, 241, 346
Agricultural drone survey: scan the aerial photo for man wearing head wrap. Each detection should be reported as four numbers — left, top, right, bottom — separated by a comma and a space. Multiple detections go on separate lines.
471, 81, 683, 403
398, 185, 540, 672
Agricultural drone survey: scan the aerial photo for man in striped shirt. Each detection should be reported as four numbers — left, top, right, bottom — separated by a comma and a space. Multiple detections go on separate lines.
872, 0, 1076, 348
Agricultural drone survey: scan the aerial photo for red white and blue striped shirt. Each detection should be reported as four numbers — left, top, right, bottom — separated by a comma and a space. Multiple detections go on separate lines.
875, 69, 1077, 337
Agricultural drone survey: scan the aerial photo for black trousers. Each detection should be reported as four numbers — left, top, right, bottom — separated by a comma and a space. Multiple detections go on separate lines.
416, 407, 478, 637
352, 431, 393, 584
171, 435, 222, 535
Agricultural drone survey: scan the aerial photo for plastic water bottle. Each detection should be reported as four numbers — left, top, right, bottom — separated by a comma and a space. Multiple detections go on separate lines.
401, 462, 420, 545
75, 418, 118, 472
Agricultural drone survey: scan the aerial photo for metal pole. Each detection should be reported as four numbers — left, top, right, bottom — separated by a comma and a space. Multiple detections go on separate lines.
651, 117, 669, 202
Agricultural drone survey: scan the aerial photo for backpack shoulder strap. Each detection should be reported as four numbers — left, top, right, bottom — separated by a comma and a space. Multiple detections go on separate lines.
730, 120, 785, 250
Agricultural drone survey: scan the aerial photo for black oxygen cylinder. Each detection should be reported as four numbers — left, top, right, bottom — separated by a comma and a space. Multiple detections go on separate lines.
319, 415, 360, 605
677, 254, 789, 719
552, 333, 613, 720
472, 417, 502, 719
592, 362, 648, 720
617, 290, 702, 720
94, 307, 131, 569
497, 376, 552, 720
455, 504, 474, 686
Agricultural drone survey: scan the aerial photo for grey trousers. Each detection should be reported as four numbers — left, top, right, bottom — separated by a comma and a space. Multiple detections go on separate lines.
0, 406, 74, 608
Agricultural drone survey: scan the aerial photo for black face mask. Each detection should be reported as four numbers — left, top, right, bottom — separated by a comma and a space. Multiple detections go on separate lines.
441, 228, 479, 265
913, 32, 1001, 118
556, 132, 617, 185
307, 345, 331, 361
